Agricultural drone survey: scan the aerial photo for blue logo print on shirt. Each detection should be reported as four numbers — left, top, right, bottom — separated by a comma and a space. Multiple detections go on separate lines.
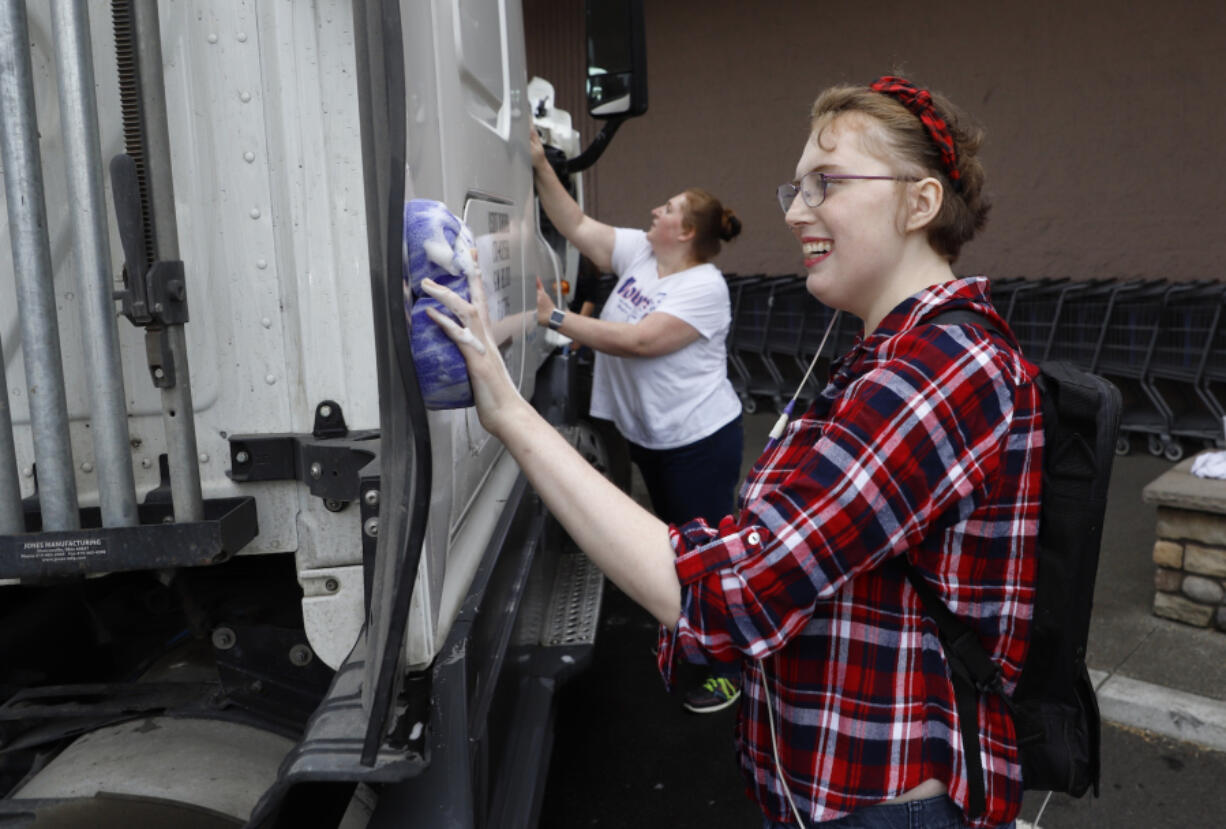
615, 277, 664, 315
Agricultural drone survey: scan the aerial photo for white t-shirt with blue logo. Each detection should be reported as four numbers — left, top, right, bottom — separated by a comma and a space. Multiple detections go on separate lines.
589, 229, 742, 449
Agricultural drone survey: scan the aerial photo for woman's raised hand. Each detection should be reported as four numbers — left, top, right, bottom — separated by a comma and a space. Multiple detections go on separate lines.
535, 277, 557, 327
420, 261, 531, 437
529, 127, 548, 172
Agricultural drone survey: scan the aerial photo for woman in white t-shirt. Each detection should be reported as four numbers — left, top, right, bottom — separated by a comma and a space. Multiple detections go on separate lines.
531, 130, 745, 713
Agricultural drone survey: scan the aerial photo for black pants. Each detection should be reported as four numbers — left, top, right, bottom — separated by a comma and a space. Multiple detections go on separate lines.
628, 416, 744, 682
626, 415, 744, 529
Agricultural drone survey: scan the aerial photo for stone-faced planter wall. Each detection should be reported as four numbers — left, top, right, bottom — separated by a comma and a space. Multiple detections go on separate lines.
1143, 457, 1226, 633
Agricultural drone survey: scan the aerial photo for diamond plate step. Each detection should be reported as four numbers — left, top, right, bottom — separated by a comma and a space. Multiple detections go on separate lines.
541, 552, 604, 647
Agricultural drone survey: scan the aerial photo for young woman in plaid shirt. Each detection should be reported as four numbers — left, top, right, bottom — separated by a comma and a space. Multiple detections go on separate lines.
421, 76, 1040, 828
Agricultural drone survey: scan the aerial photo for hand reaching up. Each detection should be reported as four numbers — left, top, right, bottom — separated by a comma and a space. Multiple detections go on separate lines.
419, 263, 532, 437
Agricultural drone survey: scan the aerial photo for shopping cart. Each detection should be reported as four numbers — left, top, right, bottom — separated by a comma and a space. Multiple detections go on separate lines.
1088, 279, 1172, 457
795, 292, 841, 403
985, 276, 1027, 320
1043, 278, 1119, 368
761, 277, 816, 410
828, 306, 863, 374
1195, 286, 1226, 449
727, 274, 790, 413
999, 277, 1071, 360
1148, 281, 1226, 455
724, 273, 755, 401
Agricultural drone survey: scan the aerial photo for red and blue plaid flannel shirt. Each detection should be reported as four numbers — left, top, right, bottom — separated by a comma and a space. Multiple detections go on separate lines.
657, 277, 1042, 827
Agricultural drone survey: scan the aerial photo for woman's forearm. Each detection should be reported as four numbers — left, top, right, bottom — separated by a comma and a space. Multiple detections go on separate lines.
532, 156, 615, 272
534, 164, 586, 239
550, 308, 701, 359
557, 314, 646, 357
496, 403, 682, 626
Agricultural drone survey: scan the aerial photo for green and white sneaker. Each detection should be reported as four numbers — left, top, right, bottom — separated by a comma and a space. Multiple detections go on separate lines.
682, 676, 741, 714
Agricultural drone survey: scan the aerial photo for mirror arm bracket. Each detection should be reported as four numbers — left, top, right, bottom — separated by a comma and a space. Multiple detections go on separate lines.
561, 116, 627, 175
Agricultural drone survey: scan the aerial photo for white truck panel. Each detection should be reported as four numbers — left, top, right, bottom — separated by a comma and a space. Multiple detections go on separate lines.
0, 0, 580, 675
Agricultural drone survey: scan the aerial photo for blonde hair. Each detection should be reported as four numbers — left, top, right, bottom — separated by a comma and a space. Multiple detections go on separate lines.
809, 82, 990, 262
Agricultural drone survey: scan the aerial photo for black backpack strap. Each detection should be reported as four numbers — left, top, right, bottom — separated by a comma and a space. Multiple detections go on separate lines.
897, 564, 1000, 814
926, 308, 1004, 339
951, 671, 987, 818
897, 561, 1001, 818
900, 564, 1005, 694
916, 307, 1018, 691
910, 307, 1017, 816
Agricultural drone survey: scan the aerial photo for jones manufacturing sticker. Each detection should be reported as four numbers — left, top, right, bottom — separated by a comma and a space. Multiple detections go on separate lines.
20, 535, 107, 563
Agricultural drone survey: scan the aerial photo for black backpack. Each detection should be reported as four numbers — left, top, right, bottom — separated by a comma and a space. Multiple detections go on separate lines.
901, 309, 1122, 818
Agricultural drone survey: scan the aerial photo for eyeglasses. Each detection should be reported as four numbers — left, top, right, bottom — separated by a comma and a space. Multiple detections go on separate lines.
777, 171, 920, 213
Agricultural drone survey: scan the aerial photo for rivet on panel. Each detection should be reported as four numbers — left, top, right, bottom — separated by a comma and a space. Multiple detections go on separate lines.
80, 462, 93, 473
250, 207, 261, 220
141, 458, 152, 469
240, 91, 251, 103
288, 644, 313, 666
199, 453, 209, 464
261, 317, 272, 328
207, 33, 218, 44
236, 32, 248, 43
257, 259, 268, 270
265, 374, 277, 385
21, 467, 32, 478
244, 151, 255, 163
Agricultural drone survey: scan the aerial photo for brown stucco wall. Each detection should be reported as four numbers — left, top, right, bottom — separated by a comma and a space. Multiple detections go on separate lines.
526, 0, 1226, 282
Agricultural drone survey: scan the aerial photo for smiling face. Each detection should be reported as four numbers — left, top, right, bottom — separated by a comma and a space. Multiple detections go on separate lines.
785, 114, 915, 320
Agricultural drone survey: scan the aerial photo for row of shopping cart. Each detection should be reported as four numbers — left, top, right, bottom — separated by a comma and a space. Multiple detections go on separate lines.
724, 274, 1226, 461
724, 273, 849, 417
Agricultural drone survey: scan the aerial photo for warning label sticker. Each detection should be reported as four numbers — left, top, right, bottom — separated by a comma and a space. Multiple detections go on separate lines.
19, 536, 108, 562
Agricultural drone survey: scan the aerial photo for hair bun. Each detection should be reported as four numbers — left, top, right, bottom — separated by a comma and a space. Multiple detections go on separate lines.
720, 209, 742, 242
683, 187, 738, 261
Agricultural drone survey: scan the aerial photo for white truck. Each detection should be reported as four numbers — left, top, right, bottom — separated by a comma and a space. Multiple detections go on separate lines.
0, 0, 646, 826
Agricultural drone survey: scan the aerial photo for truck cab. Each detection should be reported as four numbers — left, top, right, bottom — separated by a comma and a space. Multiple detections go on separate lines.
0, 1, 646, 826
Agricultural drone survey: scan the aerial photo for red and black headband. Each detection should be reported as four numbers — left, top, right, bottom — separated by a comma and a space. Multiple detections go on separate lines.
869, 75, 962, 191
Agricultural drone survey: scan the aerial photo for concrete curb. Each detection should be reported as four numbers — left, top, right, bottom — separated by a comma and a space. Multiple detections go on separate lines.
1090, 668, 1226, 753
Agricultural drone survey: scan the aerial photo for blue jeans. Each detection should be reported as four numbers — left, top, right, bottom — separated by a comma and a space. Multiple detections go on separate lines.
626, 415, 743, 526
761, 795, 1016, 829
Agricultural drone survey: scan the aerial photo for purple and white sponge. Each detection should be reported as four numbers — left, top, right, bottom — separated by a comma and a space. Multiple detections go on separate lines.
403, 199, 478, 409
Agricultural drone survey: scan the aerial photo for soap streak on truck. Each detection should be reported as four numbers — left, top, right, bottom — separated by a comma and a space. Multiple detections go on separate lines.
0, 0, 646, 826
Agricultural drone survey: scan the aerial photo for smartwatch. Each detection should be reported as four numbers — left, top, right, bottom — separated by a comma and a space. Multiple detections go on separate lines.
547, 308, 566, 331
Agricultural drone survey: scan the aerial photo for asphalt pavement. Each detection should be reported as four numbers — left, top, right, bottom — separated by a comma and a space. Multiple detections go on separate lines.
539, 411, 1226, 828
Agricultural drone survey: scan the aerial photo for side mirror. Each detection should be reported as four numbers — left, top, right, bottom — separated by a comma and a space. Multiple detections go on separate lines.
585, 0, 647, 119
